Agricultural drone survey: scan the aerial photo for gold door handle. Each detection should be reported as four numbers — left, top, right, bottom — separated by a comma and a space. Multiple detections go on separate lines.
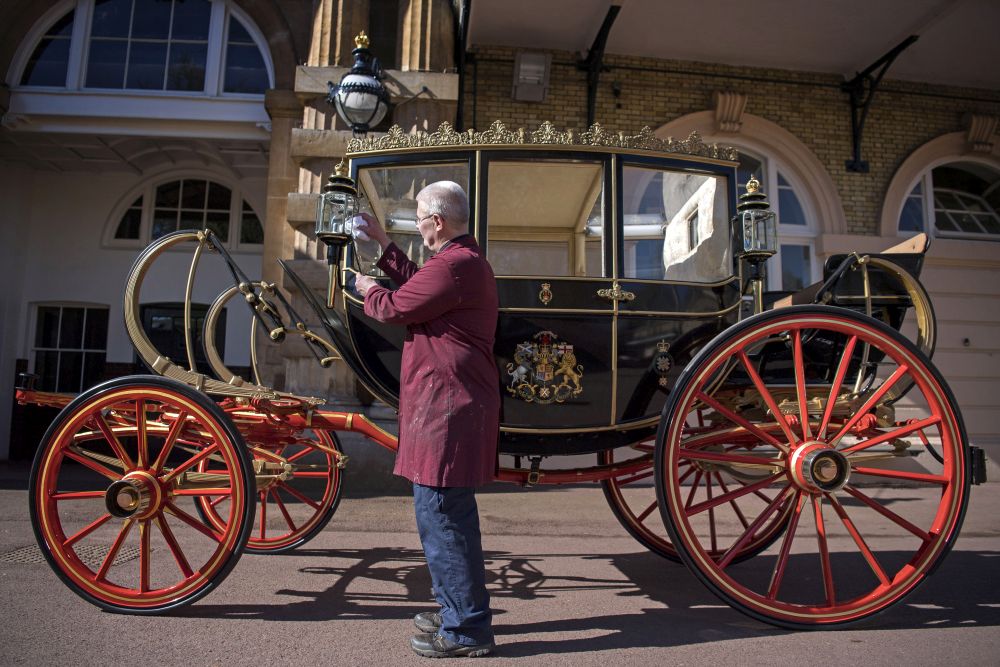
597, 283, 635, 302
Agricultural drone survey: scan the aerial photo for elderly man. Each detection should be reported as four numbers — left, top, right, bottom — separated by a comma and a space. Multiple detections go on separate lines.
354, 181, 499, 659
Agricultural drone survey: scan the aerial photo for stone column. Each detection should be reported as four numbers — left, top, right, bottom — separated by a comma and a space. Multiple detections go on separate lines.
399, 0, 454, 72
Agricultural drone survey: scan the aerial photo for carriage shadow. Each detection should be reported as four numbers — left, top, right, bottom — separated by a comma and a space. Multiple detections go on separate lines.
173, 545, 1000, 653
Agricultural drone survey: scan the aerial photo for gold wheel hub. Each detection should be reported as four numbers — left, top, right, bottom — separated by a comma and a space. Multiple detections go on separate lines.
105, 471, 163, 519
788, 441, 850, 494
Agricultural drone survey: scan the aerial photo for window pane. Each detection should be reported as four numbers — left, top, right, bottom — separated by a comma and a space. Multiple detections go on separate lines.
622, 165, 731, 282
84, 308, 109, 349
92, 0, 133, 38
35, 351, 59, 391
21, 37, 71, 86
131, 0, 171, 39
205, 211, 230, 240
36, 307, 61, 348
156, 180, 180, 207
780, 244, 811, 291
86, 39, 127, 88
979, 214, 1000, 234
152, 210, 178, 238
240, 209, 264, 244
57, 351, 83, 393
172, 0, 212, 40
126, 41, 167, 89
180, 209, 205, 230
115, 207, 143, 239
737, 154, 764, 192
228, 15, 253, 43
83, 352, 106, 389
59, 307, 84, 348
181, 180, 207, 209
206, 182, 232, 210
778, 185, 807, 226
224, 43, 269, 94
167, 42, 207, 91
935, 212, 957, 232
899, 196, 924, 232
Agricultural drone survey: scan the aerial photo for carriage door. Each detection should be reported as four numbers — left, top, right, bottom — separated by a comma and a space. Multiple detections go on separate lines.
481, 153, 617, 430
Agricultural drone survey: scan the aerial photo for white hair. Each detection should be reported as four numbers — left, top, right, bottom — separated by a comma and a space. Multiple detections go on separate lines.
417, 181, 469, 229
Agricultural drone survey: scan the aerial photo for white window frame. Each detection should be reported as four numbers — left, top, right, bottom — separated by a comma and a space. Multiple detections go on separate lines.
102, 169, 263, 253
898, 164, 1000, 241
28, 302, 110, 393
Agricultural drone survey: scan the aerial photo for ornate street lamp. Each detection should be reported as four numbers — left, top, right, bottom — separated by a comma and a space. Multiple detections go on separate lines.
733, 175, 778, 313
316, 159, 360, 284
326, 32, 390, 134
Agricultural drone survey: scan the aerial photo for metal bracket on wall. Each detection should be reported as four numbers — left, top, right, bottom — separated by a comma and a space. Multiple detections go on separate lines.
577, 2, 623, 127
841, 35, 918, 173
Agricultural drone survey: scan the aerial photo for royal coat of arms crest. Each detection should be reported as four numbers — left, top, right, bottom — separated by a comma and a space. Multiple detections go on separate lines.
505, 330, 583, 404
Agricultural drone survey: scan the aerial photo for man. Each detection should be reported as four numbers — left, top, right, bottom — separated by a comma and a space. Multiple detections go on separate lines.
354, 181, 499, 659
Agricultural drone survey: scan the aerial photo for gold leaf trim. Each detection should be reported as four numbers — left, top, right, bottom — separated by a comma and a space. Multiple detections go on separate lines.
347, 121, 739, 160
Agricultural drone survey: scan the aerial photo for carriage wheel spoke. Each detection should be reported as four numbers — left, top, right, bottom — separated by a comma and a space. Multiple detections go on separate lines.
792, 330, 813, 441
713, 473, 750, 530
827, 493, 890, 586
679, 448, 784, 468
289, 471, 335, 478
819, 335, 858, 439
279, 482, 322, 510
830, 365, 909, 445
843, 485, 930, 541
63, 513, 112, 547
695, 392, 785, 448
840, 416, 942, 455
96, 519, 134, 582
51, 490, 107, 500
813, 495, 835, 606
164, 502, 223, 542
636, 499, 658, 523
767, 492, 805, 599
687, 472, 785, 517
684, 470, 704, 509
273, 488, 297, 532
737, 351, 797, 450
706, 473, 717, 553
63, 449, 121, 482
717, 485, 791, 569
135, 400, 148, 470
259, 491, 268, 540
286, 448, 314, 463
152, 410, 187, 473
162, 443, 221, 483
172, 488, 234, 497
93, 413, 136, 472
209, 494, 228, 508
138, 519, 151, 593
851, 466, 947, 485
155, 513, 193, 578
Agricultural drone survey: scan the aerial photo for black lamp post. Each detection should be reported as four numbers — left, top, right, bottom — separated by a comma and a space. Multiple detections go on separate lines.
733, 175, 778, 314
326, 31, 390, 134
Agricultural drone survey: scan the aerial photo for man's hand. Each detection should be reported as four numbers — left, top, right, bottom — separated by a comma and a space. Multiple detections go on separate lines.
354, 212, 391, 248
355, 274, 378, 296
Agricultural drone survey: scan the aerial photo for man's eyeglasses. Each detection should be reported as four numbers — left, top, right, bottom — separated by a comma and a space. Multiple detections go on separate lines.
416, 214, 436, 226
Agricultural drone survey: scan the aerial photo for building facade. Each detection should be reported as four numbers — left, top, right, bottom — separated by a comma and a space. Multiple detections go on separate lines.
1, 0, 998, 471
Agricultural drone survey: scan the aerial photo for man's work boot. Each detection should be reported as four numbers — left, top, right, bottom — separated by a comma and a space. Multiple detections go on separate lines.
414, 611, 442, 633
410, 633, 494, 658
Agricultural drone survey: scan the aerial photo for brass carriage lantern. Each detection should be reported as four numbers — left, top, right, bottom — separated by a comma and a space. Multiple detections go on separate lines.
326, 32, 389, 134
315, 159, 359, 269
733, 175, 778, 314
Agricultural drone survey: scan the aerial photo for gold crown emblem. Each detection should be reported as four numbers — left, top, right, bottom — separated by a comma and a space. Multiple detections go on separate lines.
354, 31, 370, 49
745, 174, 760, 194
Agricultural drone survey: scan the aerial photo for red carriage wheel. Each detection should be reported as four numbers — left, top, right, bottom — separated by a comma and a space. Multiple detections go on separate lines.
603, 420, 791, 562
29, 376, 254, 613
655, 306, 970, 629
195, 430, 344, 553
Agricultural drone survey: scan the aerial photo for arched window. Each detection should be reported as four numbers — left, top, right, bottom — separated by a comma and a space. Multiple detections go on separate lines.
737, 152, 818, 291
15, 0, 271, 95
106, 174, 263, 250
898, 162, 1000, 240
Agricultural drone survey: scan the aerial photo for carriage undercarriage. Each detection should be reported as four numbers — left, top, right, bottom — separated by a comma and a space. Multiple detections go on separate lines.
19, 122, 986, 630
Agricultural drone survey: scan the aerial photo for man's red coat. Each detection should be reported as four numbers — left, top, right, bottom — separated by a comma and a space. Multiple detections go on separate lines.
364, 235, 500, 487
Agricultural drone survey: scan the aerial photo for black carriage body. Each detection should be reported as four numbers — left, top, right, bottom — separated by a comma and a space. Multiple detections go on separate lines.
336, 145, 741, 455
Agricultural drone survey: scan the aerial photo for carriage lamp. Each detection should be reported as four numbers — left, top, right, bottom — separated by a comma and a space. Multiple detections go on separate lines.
315, 159, 359, 266
733, 175, 778, 314
326, 32, 389, 134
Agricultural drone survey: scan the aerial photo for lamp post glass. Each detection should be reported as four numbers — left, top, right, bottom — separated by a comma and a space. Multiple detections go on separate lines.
740, 208, 777, 256
315, 186, 358, 243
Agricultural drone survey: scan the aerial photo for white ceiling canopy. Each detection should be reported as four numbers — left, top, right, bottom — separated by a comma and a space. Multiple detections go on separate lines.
467, 0, 1000, 90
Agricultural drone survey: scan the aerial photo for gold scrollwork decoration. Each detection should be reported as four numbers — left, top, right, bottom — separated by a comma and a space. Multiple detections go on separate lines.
347, 120, 739, 161
597, 283, 636, 302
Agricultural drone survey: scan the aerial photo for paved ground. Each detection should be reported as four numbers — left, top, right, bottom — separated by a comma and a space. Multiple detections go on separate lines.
1, 463, 998, 666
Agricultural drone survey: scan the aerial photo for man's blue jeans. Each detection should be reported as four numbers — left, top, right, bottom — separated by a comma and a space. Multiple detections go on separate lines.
413, 483, 493, 646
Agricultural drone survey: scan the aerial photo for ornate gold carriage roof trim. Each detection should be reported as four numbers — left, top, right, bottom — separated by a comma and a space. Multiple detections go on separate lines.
346, 120, 739, 161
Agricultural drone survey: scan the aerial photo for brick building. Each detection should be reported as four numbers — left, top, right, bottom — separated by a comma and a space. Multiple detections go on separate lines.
1, 0, 998, 470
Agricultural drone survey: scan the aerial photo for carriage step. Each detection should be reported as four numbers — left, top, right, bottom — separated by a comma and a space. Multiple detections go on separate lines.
971, 446, 987, 485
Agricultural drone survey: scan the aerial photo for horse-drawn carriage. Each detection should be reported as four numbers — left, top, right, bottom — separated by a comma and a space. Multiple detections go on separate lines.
19, 120, 985, 629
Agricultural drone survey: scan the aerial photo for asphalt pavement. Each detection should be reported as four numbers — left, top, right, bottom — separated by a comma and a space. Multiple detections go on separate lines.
1, 462, 998, 666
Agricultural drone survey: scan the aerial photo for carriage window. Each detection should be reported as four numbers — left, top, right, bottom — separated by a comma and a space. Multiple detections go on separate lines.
486, 159, 604, 277
622, 166, 732, 282
356, 162, 470, 270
